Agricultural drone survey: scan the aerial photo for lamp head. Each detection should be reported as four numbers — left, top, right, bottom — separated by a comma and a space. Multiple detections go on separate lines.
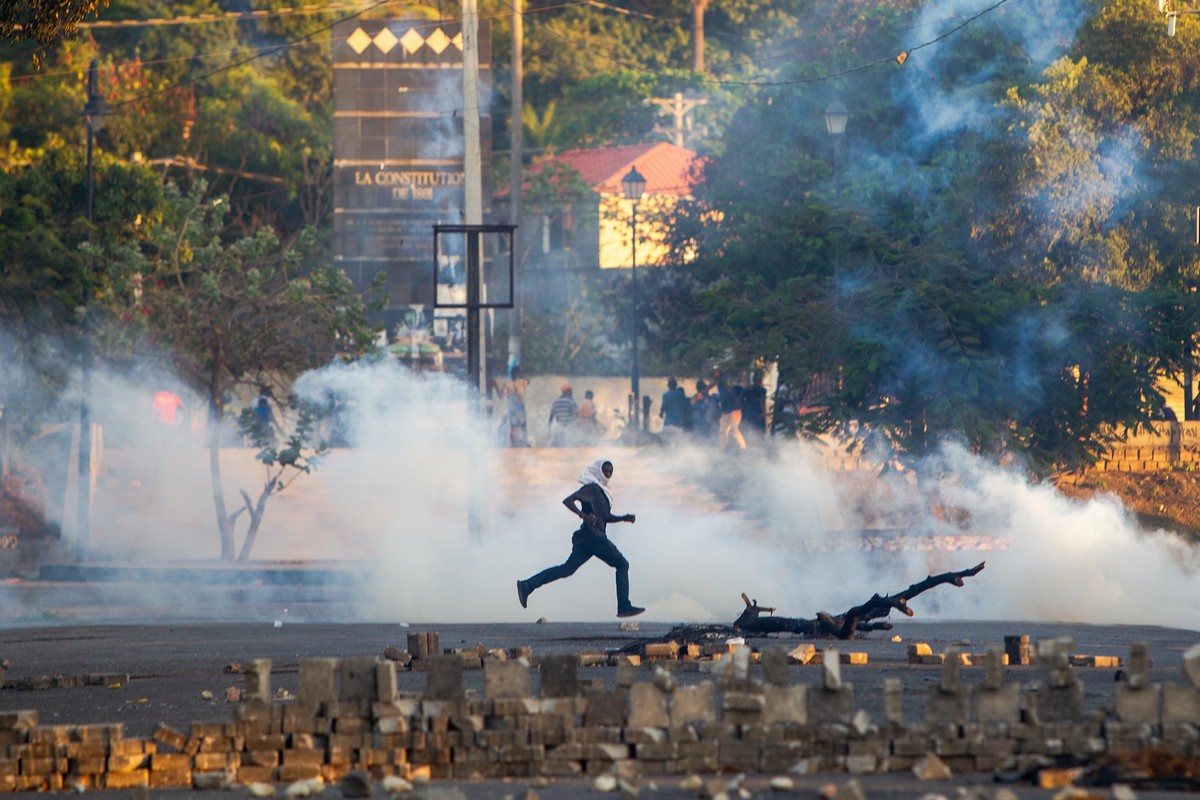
621, 166, 646, 202
82, 59, 111, 132
825, 100, 849, 136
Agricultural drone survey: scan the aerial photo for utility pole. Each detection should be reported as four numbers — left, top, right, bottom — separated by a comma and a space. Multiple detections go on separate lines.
692, 0, 708, 73
645, 92, 708, 148
78, 58, 109, 561
507, 0, 523, 375
462, 0, 485, 396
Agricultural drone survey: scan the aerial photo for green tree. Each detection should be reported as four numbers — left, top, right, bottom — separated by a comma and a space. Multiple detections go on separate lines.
107, 181, 381, 560
650, 0, 1178, 471
0, 0, 108, 57
0, 143, 163, 440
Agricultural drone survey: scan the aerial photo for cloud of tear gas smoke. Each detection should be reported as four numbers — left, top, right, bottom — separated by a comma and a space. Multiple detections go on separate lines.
5, 353, 1197, 629
897, 0, 1088, 143
246, 358, 1200, 629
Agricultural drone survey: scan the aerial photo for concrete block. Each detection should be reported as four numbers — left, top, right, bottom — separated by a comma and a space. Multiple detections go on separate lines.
153, 723, 188, 752
788, 644, 816, 665
845, 754, 878, 774
105, 769, 150, 788
339, 657, 378, 702
627, 683, 669, 728
670, 683, 715, 726
1039, 683, 1084, 723
1163, 683, 1200, 725
983, 648, 1005, 691
883, 678, 903, 726
243, 659, 271, 702
0, 711, 36, 731
940, 648, 962, 693
407, 632, 438, 660
823, 649, 843, 690
808, 684, 854, 725
539, 654, 580, 698
718, 739, 760, 772
761, 649, 790, 686
907, 643, 933, 663
376, 661, 398, 704
644, 641, 679, 659
382, 646, 411, 667
911, 752, 952, 780
484, 660, 530, 700
422, 656, 465, 701
731, 646, 751, 681
1115, 683, 1162, 725
723, 691, 765, 713
926, 686, 970, 726
1182, 643, 1200, 689
583, 689, 628, 727
1126, 642, 1150, 689
614, 662, 636, 688
974, 683, 1021, 725
763, 685, 807, 725
1069, 655, 1121, 668
297, 658, 339, 705
841, 652, 868, 665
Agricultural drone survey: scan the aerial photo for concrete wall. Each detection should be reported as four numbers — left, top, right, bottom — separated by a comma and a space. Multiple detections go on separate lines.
1095, 421, 1200, 471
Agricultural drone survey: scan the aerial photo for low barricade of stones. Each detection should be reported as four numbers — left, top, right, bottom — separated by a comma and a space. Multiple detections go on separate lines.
0, 639, 1197, 791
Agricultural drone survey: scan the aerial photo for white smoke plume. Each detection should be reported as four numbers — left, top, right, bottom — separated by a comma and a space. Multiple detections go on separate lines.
9, 357, 1175, 629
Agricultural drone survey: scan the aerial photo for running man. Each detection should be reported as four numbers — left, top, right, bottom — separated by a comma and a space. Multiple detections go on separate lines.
516, 459, 645, 618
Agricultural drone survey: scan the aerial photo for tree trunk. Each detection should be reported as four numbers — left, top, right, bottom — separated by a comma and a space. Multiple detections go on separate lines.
208, 398, 235, 560
235, 484, 274, 562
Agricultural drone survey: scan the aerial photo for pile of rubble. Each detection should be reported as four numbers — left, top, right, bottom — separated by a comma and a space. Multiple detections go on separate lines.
0, 638, 1196, 792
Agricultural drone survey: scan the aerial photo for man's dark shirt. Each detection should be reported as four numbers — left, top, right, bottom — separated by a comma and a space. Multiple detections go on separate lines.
717, 384, 741, 415
742, 385, 767, 430
661, 387, 689, 427
565, 483, 619, 537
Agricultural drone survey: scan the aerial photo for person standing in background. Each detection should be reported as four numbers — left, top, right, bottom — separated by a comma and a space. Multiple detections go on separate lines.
494, 365, 530, 447
741, 372, 768, 436
715, 372, 747, 450
660, 377, 689, 433
548, 385, 580, 446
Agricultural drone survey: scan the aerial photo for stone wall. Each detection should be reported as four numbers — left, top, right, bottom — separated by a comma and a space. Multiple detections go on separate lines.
1, 640, 1198, 791
1093, 422, 1200, 471
820, 422, 1200, 473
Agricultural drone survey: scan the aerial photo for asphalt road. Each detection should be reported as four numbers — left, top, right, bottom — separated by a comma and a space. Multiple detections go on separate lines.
0, 619, 1198, 800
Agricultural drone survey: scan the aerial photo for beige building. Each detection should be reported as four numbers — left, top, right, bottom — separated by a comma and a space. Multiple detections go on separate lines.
513, 141, 703, 275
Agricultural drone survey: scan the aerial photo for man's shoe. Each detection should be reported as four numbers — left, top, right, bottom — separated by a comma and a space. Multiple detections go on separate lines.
517, 580, 530, 609
616, 605, 645, 618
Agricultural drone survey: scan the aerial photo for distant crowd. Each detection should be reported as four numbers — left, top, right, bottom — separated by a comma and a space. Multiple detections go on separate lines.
493, 365, 768, 449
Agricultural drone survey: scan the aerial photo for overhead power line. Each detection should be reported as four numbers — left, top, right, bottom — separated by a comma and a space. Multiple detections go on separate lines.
106, 0, 396, 111
77, 2, 378, 29
713, 0, 1019, 87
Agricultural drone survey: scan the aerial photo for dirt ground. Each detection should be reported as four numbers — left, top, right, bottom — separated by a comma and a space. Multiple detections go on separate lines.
1054, 469, 1200, 542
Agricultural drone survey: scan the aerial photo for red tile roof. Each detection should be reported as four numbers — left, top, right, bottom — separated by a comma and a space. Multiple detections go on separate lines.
526, 141, 702, 197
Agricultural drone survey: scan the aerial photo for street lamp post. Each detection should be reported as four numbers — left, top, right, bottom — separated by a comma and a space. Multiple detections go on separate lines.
824, 100, 847, 282
621, 166, 646, 436
77, 58, 109, 561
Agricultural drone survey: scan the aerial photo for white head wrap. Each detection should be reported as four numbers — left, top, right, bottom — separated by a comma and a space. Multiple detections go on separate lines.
577, 459, 614, 505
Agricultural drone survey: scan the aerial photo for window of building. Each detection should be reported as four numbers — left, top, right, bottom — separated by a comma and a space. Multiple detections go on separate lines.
540, 209, 575, 253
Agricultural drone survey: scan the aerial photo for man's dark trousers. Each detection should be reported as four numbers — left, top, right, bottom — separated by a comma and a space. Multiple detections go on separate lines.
526, 530, 630, 608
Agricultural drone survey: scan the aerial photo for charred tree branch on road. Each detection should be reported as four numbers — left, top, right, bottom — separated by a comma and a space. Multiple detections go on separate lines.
731, 561, 986, 639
